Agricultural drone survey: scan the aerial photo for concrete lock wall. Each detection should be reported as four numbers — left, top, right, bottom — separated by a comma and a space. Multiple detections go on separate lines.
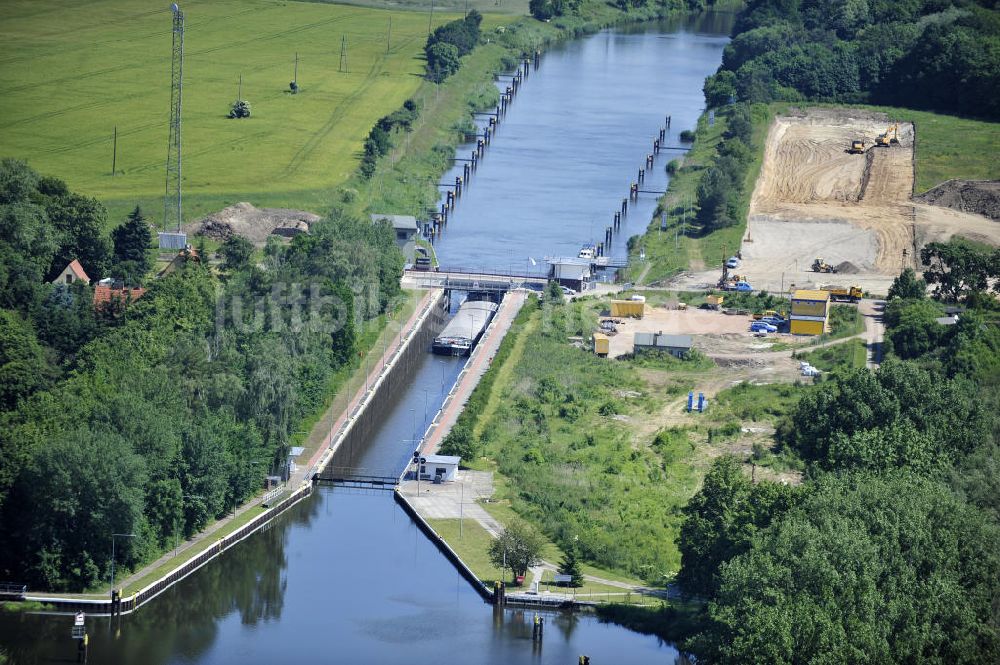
321, 292, 448, 473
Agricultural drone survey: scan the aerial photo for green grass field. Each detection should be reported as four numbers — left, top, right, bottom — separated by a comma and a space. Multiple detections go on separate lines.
453, 299, 710, 580
319, 0, 530, 16
796, 338, 868, 375
0, 0, 468, 225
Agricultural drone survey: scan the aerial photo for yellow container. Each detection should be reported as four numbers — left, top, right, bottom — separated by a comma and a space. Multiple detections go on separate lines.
610, 300, 645, 318
593, 333, 610, 356
790, 318, 825, 336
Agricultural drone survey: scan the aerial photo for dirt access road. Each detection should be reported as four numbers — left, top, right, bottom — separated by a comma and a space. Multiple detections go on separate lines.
670, 108, 1000, 295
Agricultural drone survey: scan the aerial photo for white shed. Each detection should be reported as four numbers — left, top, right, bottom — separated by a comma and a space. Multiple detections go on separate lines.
547, 258, 592, 290
419, 454, 460, 482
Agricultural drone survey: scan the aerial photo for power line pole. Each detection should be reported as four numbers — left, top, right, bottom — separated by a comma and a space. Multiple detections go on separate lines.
163, 3, 184, 235
428, 0, 434, 34
339, 35, 348, 73
386, 17, 391, 55
237, 73, 242, 101
294, 51, 298, 85
111, 125, 117, 176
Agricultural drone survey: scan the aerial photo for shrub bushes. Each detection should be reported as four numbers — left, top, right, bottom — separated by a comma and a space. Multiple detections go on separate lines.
359, 99, 421, 179
425, 11, 481, 83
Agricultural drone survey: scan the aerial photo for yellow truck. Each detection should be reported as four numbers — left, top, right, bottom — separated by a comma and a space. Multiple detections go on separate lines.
821, 285, 863, 303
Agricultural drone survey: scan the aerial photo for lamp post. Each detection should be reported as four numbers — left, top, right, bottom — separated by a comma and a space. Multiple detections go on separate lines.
110, 533, 136, 596
175, 494, 204, 556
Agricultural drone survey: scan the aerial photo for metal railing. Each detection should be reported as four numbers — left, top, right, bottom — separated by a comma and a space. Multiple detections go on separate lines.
0, 582, 26, 596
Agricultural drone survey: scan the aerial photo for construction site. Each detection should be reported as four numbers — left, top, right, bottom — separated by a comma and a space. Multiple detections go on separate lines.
670, 108, 1000, 295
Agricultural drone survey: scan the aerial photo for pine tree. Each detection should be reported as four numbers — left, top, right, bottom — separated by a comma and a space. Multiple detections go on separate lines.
558, 546, 584, 587
111, 206, 153, 281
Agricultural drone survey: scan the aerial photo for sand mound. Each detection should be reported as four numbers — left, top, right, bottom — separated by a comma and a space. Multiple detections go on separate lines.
915, 180, 1000, 221
188, 202, 322, 246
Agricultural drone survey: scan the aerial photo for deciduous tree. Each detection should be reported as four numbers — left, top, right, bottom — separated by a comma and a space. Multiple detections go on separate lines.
489, 519, 545, 580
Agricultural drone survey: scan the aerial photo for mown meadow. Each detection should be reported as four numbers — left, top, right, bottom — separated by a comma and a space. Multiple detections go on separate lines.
0, 0, 464, 225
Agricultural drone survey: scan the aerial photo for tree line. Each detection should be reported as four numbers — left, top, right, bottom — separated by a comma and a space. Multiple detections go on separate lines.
0, 159, 404, 591
694, 104, 757, 232
703, 0, 1000, 120
359, 99, 421, 179
673, 237, 1000, 662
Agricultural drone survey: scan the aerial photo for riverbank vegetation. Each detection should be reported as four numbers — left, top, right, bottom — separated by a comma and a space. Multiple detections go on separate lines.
632, 102, 771, 284
343, 0, 723, 222
0, 159, 405, 591
441, 265, 998, 660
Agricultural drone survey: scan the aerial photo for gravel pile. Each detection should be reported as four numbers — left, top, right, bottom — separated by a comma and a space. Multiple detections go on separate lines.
916, 180, 1000, 221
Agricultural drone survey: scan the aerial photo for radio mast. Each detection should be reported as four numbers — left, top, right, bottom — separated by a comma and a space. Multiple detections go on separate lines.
163, 3, 185, 238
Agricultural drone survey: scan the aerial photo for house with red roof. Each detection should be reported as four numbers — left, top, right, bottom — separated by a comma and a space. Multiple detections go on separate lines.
93, 284, 147, 311
50, 259, 90, 286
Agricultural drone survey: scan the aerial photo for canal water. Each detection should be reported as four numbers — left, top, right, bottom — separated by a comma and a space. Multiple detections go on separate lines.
0, 13, 731, 664
431, 13, 732, 273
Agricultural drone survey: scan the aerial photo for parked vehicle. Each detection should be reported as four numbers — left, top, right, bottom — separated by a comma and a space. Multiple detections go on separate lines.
726, 281, 753, 292
821, 284, 863, 303
760, 315, 784, 326
725, 256, 741, 269
812, 257, 836, 273
750, 321, 777, 333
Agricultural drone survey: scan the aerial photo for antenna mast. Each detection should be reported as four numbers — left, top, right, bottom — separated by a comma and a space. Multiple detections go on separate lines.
164, 4, 184, 234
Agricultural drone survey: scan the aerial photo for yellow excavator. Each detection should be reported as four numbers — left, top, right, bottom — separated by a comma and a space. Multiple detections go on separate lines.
848, 139, 866, 154
874, 123, 900, 148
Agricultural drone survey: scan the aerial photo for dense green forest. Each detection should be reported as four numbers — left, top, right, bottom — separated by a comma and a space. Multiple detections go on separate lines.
675, 238, 1000, 662
703, 0, 1000, 120
0, 159, 403, 590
